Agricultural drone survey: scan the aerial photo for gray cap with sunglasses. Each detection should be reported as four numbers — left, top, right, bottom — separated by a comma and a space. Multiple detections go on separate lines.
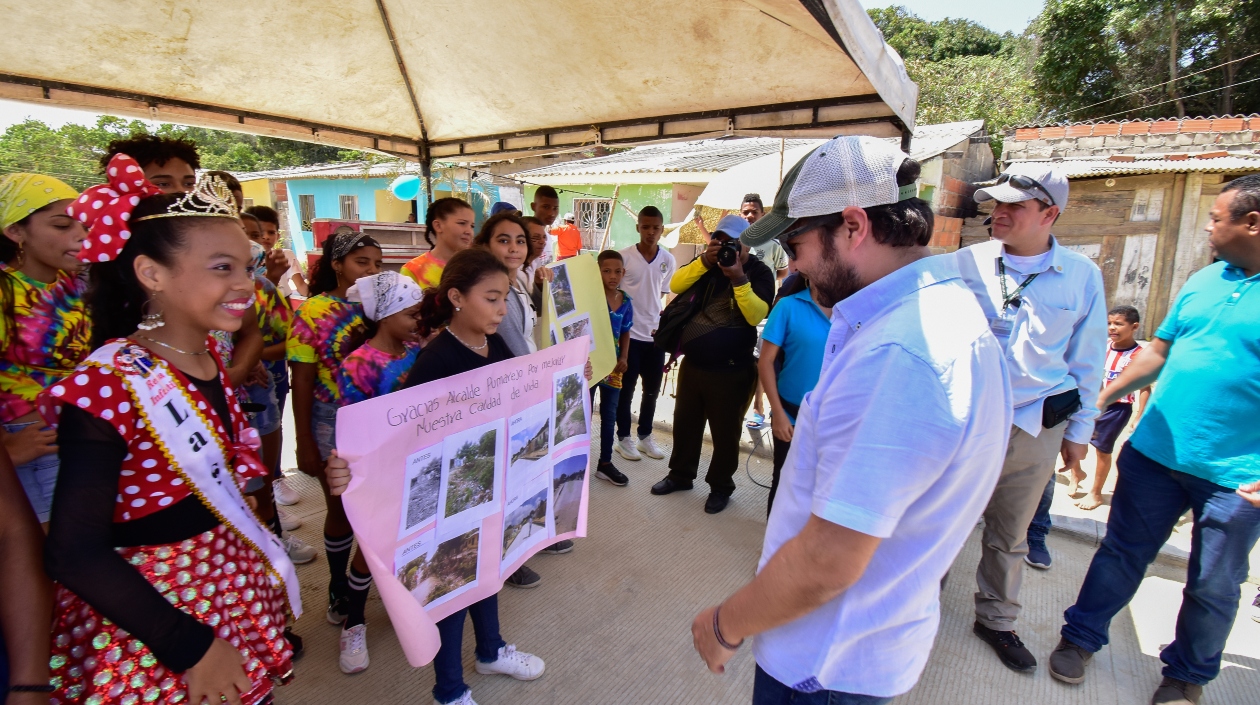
973, 163, 1069, 210
740, 135, 917, 249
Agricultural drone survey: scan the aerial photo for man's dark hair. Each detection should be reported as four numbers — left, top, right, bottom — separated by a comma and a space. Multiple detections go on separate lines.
244, 205, 280, 226
638, 205, 663, 220
741, 193, 763, 210
1107, 305, 1140, 324
204, 170, 241, 192
521, 215, 544, 229
100, 134, 201, 172
534, 185, 559, 201
597, 249, 624, 264
862, 159, 933, 247
1222, 174, 1260, 221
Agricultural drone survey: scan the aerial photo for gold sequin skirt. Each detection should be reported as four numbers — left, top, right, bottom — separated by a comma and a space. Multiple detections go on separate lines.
49, 524, 293, 705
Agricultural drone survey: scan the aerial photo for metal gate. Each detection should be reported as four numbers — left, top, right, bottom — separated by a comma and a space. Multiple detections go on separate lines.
573, 198, 612, 251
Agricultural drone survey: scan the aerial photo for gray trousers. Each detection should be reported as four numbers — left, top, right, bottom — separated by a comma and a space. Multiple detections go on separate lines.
974, 422, 1067, 630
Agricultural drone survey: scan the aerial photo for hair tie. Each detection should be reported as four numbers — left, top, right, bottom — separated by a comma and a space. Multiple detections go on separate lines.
66, 154, 164, 263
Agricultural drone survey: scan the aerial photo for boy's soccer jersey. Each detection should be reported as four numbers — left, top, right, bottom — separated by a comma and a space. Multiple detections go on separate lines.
1104, 343, 1142, 404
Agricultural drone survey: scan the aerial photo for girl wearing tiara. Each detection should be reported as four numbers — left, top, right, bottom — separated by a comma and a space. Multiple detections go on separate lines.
0, 173, 89, 526
327, 270, 423, 674
42, 156, 300, 705
286, 228, 382, 636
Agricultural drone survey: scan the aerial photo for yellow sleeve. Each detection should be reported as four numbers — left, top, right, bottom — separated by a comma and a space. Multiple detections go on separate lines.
669, 256, 710, 294
732, 282, 769, 326
400, 266, 419, 284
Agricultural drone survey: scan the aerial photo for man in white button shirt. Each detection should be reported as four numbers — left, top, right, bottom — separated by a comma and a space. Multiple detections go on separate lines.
690, 135, 1012, 703
955, 163, 1108, 672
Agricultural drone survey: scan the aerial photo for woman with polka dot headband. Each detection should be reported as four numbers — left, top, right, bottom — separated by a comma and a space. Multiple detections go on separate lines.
40, 155, 300, 705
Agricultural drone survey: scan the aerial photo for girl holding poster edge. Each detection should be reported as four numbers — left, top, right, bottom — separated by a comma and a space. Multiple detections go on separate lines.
286, 228, 381, 663
330, 270, 424, 674
42, 156, 298, 705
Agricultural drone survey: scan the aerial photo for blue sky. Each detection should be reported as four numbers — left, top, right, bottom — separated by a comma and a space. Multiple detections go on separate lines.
860, 0, 1044, 35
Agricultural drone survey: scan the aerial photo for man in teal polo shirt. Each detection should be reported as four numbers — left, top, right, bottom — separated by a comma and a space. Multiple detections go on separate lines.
1047, 174, 1260, 705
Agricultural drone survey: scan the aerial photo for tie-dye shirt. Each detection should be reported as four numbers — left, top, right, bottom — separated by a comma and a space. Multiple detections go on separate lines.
0, 265, 90, 421
337, 341, 421, 405
400, 252, 446, 289
254, 277, 292, 379
286, 294, 368, 404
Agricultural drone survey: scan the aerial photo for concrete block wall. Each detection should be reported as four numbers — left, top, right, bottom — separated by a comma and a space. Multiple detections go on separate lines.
1005, 117, 1260, 162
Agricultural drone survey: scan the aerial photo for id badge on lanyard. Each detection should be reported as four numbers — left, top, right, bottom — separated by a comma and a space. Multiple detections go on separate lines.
989, 313, 1014, 339
990, 256, 1037, 340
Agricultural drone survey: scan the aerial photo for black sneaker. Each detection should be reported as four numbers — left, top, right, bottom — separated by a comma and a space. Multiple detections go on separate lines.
505, 565, 541, 589
541, 539, 573, 554
973, 621, 1036, 671
284, 628, 304, 660
326, 591, 351, 626
650, 477, 692, 495
596, 462, 628, 486
704, 493, 730, 514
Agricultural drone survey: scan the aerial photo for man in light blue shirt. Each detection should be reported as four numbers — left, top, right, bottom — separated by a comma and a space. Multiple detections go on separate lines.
1049, 175, 1260, 705
689, 136, 1011, 703
954, 163, 1108, 672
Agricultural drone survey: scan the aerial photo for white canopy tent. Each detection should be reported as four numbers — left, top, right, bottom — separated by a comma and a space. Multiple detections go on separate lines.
0, 0, 916, 166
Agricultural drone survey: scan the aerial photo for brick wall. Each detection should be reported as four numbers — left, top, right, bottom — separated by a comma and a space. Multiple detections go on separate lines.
936, 175, 978, 219
1005, 117, 1259, 161
929, 215, 962, 249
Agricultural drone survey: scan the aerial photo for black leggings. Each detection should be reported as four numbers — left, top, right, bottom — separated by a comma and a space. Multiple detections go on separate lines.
768, 435, 791, 515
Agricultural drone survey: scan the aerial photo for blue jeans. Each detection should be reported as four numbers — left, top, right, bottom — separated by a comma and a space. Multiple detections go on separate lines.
4, 421, 59, 523
616, 339, 664, 440
1061, 443, 1260, 685
433, 595, 507, 703
590, 383, 620, 464
312, 399, 339, 461
752, 665, 892, 705
1028, 474, 1055, 544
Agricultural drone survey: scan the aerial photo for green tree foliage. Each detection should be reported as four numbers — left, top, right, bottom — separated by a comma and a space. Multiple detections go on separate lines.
0, 115, 363, 189
909, 55, 1041, 156
868, 6, 1007, 61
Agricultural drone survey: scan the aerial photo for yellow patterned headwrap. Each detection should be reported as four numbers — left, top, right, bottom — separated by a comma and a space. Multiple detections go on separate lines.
0, 173, 80, 230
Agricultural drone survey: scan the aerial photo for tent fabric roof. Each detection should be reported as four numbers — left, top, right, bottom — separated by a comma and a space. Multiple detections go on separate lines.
0, 0, 917, 162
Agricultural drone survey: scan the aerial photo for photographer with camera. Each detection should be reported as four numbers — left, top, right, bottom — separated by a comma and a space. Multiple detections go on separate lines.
650, 214, 774, 514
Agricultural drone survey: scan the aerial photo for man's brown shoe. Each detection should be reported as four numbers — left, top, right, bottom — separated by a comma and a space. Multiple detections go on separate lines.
1048, 637, 1092, 684
1151, 677, 1202, 705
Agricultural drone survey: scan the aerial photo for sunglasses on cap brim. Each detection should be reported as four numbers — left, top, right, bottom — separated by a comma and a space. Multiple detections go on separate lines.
996, 173, 1056, 207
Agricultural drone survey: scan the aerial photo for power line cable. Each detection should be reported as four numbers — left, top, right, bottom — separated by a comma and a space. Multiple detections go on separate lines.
1061, 50, 1260, 119
1089, 75, 1260, 122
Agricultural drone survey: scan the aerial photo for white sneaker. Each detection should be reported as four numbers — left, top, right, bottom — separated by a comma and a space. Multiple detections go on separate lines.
637, 435, 666, 459
273, 477, 300, 506
278, 507, 302, 531
473, 644, 544, 681
434, 690, 478, 705
615, 436, 641, 461
284, 533, 318, 564
338, 623, 369, 674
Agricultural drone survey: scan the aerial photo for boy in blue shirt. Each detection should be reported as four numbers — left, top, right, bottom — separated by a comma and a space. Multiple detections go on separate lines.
592, 250, 633, 486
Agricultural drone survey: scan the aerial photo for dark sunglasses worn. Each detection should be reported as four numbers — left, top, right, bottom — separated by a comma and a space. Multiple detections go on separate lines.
996, 173, 1056, 207
776, 213, 846, 261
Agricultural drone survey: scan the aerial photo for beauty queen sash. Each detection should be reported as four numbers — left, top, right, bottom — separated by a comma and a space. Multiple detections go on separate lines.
68, 340, 303, 618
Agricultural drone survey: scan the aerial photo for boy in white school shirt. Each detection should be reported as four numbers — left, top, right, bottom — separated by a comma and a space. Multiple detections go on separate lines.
614, 206, 677, 462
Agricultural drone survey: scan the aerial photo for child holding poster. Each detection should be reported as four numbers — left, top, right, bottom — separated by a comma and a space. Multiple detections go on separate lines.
401, 249, 547, 705
592, 250, 632, 487
286, 228, 382, 668
327, 270, 425, 674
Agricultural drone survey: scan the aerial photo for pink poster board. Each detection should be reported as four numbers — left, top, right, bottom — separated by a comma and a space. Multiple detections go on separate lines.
336, 338, 592, 666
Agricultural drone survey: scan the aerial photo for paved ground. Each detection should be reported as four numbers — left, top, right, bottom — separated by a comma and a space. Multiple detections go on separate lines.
275, 400, 1260, 705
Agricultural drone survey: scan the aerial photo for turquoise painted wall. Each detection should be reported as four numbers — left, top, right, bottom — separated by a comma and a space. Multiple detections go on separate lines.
523, 183, 674, 251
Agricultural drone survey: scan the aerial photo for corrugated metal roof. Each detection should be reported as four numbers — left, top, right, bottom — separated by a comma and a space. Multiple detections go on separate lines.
905, 119, 985, 162
1010, 114, 1260, 130
512, 138, 823, 178
1006, 153, 1260, 178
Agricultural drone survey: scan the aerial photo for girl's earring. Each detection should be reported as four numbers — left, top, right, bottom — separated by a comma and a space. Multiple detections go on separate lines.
14, 243, 25, 269
138, 298, 165, 331
455, 307, 461, 312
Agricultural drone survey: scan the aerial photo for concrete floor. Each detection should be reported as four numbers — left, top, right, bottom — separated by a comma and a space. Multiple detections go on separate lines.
273, 419, 1260, 705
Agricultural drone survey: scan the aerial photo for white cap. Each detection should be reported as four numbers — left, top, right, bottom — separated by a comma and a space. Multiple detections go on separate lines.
742, 135, 915, 247
563, 212, 575, 221
974, 162, 1069, 210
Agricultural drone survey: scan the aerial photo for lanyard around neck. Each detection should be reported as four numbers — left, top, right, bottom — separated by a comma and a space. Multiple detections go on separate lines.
997, 257, 1039, 312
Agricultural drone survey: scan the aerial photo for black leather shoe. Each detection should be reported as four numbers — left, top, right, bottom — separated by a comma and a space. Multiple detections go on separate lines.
973, 621, 1036, 671
704, 493, 731, 514
650, 477, 693, 495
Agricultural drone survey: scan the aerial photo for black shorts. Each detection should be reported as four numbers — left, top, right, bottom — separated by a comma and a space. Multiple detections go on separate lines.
1090, 402, 1133, 454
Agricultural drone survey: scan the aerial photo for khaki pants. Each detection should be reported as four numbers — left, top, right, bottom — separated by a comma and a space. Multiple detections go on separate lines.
974, 422, 1067, 630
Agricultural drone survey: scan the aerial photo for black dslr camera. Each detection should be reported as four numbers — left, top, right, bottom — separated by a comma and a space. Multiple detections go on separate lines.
715, 238, 742, 268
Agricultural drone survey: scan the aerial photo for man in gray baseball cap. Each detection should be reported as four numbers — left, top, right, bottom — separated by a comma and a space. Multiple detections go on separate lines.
956, 162, 1108, 673
691, 135, 1012, 703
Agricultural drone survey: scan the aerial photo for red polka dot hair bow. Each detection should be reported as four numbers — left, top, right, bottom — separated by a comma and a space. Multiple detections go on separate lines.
66, 153, 164, 263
